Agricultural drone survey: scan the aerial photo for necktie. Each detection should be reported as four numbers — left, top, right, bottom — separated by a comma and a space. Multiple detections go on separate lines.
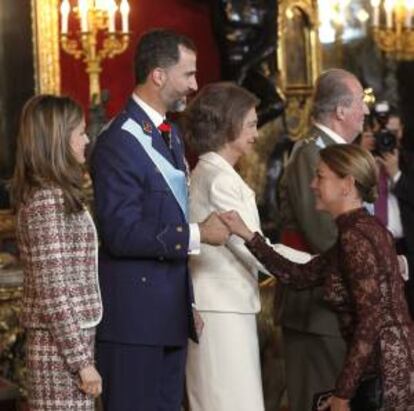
158, 120, 172, 149
374, 166, 388, 226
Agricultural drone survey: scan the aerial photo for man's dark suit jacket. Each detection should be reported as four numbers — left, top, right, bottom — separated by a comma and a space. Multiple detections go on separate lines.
91, 98, 196, 347
278, 126, 341, 336
393, 150, 414, 318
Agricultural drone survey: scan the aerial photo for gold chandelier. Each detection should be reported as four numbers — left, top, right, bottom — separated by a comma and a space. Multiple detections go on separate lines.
60, 0, 131, 102
371, 0, 414, 59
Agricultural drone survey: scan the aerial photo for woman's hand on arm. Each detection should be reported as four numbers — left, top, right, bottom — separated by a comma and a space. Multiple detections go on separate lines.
397, 254, 409, 281
220, 210, 255, 241
79, 365, 102, 397
192, 308, 204, 339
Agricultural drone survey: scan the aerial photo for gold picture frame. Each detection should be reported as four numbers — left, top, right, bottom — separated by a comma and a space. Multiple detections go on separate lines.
0, 1, 60, 237
31, 0, 61, 95
277, 0, 321, 139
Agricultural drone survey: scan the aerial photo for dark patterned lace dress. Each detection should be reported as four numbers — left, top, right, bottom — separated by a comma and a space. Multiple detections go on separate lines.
246, 208, 414, 410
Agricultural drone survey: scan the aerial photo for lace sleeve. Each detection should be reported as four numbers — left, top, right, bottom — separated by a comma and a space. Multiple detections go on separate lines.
335, 227, 383, 399
245, 232, 329, 289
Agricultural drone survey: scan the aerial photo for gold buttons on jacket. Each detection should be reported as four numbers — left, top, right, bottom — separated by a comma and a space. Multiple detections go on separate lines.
175, 244, 182, 250
176, 226, 183, 233
141, 276, 147, 283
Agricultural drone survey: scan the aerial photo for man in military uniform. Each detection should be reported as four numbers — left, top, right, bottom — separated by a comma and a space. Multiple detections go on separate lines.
278, 68, 369, 411
91, 29, 229, 411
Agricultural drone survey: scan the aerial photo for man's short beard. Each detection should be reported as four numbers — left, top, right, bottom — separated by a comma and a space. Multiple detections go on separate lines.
169, 97, 187, 113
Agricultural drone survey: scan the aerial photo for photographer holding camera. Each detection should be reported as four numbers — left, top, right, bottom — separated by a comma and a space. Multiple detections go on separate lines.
359, 102, 414, 318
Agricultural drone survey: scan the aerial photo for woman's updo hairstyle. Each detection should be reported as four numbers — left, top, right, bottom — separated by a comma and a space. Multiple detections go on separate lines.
319, 144, 378, 203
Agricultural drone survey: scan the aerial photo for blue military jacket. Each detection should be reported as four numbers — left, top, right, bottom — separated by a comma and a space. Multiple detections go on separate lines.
91, 98, 196, 346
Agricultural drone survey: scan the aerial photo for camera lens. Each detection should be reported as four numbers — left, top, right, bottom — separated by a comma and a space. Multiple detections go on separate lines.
374, 129, 397, 155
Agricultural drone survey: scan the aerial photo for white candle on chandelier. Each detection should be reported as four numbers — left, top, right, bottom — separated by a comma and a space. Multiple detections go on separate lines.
384, 0, 395, 28
78, 0, 89, 32
371, 0, 381, 26
107, 0, 117, 33
60, 0, 70, 34
405, 0, 414, 28
95, 0, 106, 10
120, 0, 130, 33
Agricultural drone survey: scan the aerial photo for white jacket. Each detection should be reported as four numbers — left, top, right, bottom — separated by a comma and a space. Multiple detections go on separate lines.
189, 152, 266, 313
189, 152, 311, 314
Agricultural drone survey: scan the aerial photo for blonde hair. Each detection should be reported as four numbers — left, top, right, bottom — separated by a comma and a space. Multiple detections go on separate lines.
11, 94, 85, 213
319, 144, 378, 203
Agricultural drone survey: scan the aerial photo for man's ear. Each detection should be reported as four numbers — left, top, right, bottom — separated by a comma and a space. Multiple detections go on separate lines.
336, 105, 346, 121
151, 68, 166, 88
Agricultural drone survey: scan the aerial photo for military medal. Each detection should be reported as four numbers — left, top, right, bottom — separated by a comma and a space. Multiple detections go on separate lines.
142, 121, 152, 135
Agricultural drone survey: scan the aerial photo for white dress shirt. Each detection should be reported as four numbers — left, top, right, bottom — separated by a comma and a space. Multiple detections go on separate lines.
314, 122, 347, 144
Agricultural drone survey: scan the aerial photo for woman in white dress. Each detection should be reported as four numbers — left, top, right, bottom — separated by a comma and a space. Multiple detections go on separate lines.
184, 82, 309, 411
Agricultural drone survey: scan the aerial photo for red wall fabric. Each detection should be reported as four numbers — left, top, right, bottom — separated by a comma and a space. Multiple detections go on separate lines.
60, 0, 221, 118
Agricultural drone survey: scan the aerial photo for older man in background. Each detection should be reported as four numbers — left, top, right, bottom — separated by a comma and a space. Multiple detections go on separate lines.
277, 68, 369, 411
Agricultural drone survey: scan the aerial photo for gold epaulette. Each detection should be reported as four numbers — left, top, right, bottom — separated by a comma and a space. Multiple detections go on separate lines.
302, 133, 319, 144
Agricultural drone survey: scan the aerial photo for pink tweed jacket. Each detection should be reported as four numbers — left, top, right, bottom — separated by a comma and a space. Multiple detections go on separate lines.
16, 187, 102, 372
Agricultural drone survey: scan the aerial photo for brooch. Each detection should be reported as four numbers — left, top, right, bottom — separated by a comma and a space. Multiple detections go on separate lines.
142, 121, 153, 135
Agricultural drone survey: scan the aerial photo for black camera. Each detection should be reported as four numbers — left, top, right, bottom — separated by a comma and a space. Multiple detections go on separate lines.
372, 101, 397, 155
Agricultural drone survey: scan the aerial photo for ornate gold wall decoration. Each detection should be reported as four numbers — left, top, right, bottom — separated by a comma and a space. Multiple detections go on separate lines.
238, 0, 322, 226
0, 266, 25, 396
32, 0, 61, 94
371, 0, 414, 60
59, 0, 131, 103
0, 211, 15, 238
238, 118, 286, 205
0, 0, 56, 246
278, 0, 321, 139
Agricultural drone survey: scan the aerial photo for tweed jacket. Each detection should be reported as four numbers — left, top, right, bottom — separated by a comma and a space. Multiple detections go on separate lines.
17, 187, 102, 372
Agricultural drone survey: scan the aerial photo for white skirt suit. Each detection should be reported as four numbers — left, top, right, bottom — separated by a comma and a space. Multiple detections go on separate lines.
187, 151, 274, 411
186, 152, 311, 411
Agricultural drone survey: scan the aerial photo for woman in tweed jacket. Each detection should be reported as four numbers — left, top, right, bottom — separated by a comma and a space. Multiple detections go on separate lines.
11, 95, 103, 410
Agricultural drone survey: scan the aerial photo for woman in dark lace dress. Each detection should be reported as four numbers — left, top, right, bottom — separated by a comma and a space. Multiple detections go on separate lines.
222, 144, 414, 411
